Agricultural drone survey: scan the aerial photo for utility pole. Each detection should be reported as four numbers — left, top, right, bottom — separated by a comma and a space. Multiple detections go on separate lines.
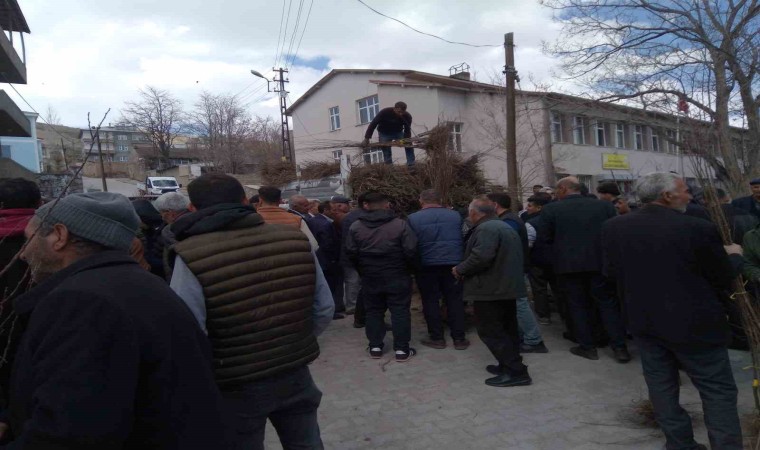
60, 138, 68, 171
93, 126, 108, 192
503, 32, 519, 211
273, 67, 293, 164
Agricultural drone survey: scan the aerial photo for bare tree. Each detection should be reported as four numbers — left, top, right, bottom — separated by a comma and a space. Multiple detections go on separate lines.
122, 86, 186, 163
543, 0, 760, 196
44, 104, 61, 125
191, 92, 258, 174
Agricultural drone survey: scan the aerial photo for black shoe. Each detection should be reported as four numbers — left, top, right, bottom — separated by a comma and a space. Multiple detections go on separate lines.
353, 321, 365, 329
485, 373, 532, 387
453, 338, 470, 350
562, 331, 578, 343
333, 313, 345, 320
367, 346, 383, 359
695, 444, 707, 450
395, 348, 416, 362
613, 346, 632, 363
520, 341, 549, 353
421, 338, 446, 349
486, 364, 507, 375
570, 346, 599, 360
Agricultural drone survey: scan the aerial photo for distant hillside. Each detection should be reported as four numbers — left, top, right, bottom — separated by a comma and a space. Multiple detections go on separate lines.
36, 123, 82, 171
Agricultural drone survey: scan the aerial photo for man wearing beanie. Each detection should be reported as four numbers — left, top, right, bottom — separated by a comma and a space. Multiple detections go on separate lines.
2, 192, 224, 449
168, 173, 333, 450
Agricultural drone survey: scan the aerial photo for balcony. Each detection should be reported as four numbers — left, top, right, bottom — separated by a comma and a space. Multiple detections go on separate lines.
0, 0, 28, 84
0, 89, 30, 136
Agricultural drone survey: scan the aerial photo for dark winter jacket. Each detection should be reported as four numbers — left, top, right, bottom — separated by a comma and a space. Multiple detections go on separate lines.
407, 206, 463, 267
308, 214, 340, 273
364, 107, 412, 139
171, 204, 320, 388
340, 208, 366, 267
524, 211, 552, 268
345, 209, 418, 278
5, 251, 224, 449
456, 216, 527, 302
603, 205, 738, 345
732, 195, 760, 220
541, 194, 616, 274
498, 210, 529, 272
722, 204, 758, 245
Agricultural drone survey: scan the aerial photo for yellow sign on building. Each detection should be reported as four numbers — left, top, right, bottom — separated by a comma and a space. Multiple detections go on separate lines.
602, 153, 630, 170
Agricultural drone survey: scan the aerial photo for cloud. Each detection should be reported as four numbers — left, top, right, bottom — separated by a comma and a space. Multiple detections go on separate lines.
10, 0, 564, 127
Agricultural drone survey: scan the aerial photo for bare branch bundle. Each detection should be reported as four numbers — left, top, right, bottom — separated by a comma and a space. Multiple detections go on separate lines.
261, 159, 297, 186
299, 161, 340, 180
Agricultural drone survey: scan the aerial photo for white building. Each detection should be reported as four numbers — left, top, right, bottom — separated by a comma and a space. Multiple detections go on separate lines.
287, 68, 740, 195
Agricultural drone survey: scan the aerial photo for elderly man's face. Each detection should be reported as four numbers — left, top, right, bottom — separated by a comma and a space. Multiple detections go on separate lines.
292, 199, 310, 214
20, 219, 64, 283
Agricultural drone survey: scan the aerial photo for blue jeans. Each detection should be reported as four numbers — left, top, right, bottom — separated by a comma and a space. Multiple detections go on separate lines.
378, 131, 415, 166
222, 366, 324, 450
517, 297, 543, 345
636, 336, 742, 450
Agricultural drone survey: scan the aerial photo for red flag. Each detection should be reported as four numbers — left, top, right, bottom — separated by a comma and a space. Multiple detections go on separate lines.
677, 98, 689, 113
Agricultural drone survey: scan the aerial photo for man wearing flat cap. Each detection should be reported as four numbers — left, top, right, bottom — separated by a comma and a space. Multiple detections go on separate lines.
731, 178, 760, 220
2, 192, 224, 449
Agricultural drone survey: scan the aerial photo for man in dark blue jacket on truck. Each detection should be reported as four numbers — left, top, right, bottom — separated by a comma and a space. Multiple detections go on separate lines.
408, 189, 469, 350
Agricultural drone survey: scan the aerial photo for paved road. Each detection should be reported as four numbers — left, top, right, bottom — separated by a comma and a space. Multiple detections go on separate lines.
82, 177, 140, 197
264, 302, 755, 449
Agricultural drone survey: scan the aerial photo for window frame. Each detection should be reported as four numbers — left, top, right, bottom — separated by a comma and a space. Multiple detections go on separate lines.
573, 116, 586, 145
329, 106, 341, 131
332, 149, 343, 162
449, 122, 463, 152
551, 112, 563, 143
634, 125, 644, 150
595, 121, 607, 147
666, 130, 677, 154
615, 123, 625, 149
651, 128, 661, 152
356, 95, 380, 125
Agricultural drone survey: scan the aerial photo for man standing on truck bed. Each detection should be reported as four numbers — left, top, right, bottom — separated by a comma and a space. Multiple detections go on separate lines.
362, 101, 415, 166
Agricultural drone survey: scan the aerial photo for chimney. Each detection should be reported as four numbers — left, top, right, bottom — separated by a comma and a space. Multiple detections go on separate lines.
448, 62, 471, 81
450, 71, 471, 81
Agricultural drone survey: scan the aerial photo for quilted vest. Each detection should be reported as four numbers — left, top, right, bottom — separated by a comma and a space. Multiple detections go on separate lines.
173, 215, 319, 389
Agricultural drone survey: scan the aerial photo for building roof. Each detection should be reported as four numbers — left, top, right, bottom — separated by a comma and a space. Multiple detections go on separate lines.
0, 0, 29, 33
287, 68, 750, 133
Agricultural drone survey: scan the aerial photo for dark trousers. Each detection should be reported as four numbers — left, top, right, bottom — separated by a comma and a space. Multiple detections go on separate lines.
222, 366, 324, 450
324, 268, 344, 312
417, 265, 465, 340
474, 300, 528, 376
635, 336, 742, 450
362, 275, 412, 351
556, 272, 626, 349
528, 265, 551, 319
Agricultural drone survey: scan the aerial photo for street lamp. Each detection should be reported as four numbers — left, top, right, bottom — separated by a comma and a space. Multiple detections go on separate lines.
250, 69, 271, 92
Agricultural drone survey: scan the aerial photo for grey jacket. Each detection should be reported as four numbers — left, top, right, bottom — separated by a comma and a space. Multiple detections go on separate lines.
456, 216, 527, 301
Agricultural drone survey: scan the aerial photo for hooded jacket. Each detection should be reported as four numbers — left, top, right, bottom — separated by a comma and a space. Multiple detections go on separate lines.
170, 204, 320, 388
345, 209, 418, 278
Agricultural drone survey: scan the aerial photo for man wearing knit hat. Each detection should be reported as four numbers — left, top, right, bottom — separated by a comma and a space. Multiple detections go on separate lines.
1, 192, 224, 449
731, 178, 760, 220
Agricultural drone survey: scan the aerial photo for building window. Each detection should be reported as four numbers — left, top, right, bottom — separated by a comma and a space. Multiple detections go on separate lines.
117, 135, 128, 141
666, 130, 677, 154
329, 106, 341, 131
551, 112, 563, 143
573, 116, 586, 145
0, 145, 10, 158
577, 175, 593, 191
116, 156, 128, 162
651, 129, 661, 152
357, 95, 380, 125
363, 149, 384, 165
332, 149, 343, 162
449, 123, 463, 152
117, 145, 130, 152
595, 121, 606, 147
615, 123, 625, 148
634, 125, 644, 150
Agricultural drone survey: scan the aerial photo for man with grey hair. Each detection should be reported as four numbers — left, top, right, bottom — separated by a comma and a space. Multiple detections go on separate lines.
453, 196, 531, 387
153, 191, 191, 280
603, 172, 744, 450
3, 192, 224, 448
289, 194, 311, 218
541, 176, 630, 362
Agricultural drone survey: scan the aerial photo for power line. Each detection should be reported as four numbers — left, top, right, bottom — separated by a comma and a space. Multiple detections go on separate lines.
354, 0, 500, 48
2, 77, 80, 146
283, 0, 305, 68
273, 0, 288, 67
286, 0, 314, 69
274, 0, 294, 68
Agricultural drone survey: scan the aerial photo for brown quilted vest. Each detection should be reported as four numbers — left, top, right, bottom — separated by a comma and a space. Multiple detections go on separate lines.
256, 206, 303, 228
173, 214, 319, 389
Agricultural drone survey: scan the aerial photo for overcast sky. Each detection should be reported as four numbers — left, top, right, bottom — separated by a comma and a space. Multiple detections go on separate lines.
11, 0, 563, 128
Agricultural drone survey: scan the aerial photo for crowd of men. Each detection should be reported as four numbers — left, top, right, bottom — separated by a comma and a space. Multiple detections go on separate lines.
0, 170, 754, 449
